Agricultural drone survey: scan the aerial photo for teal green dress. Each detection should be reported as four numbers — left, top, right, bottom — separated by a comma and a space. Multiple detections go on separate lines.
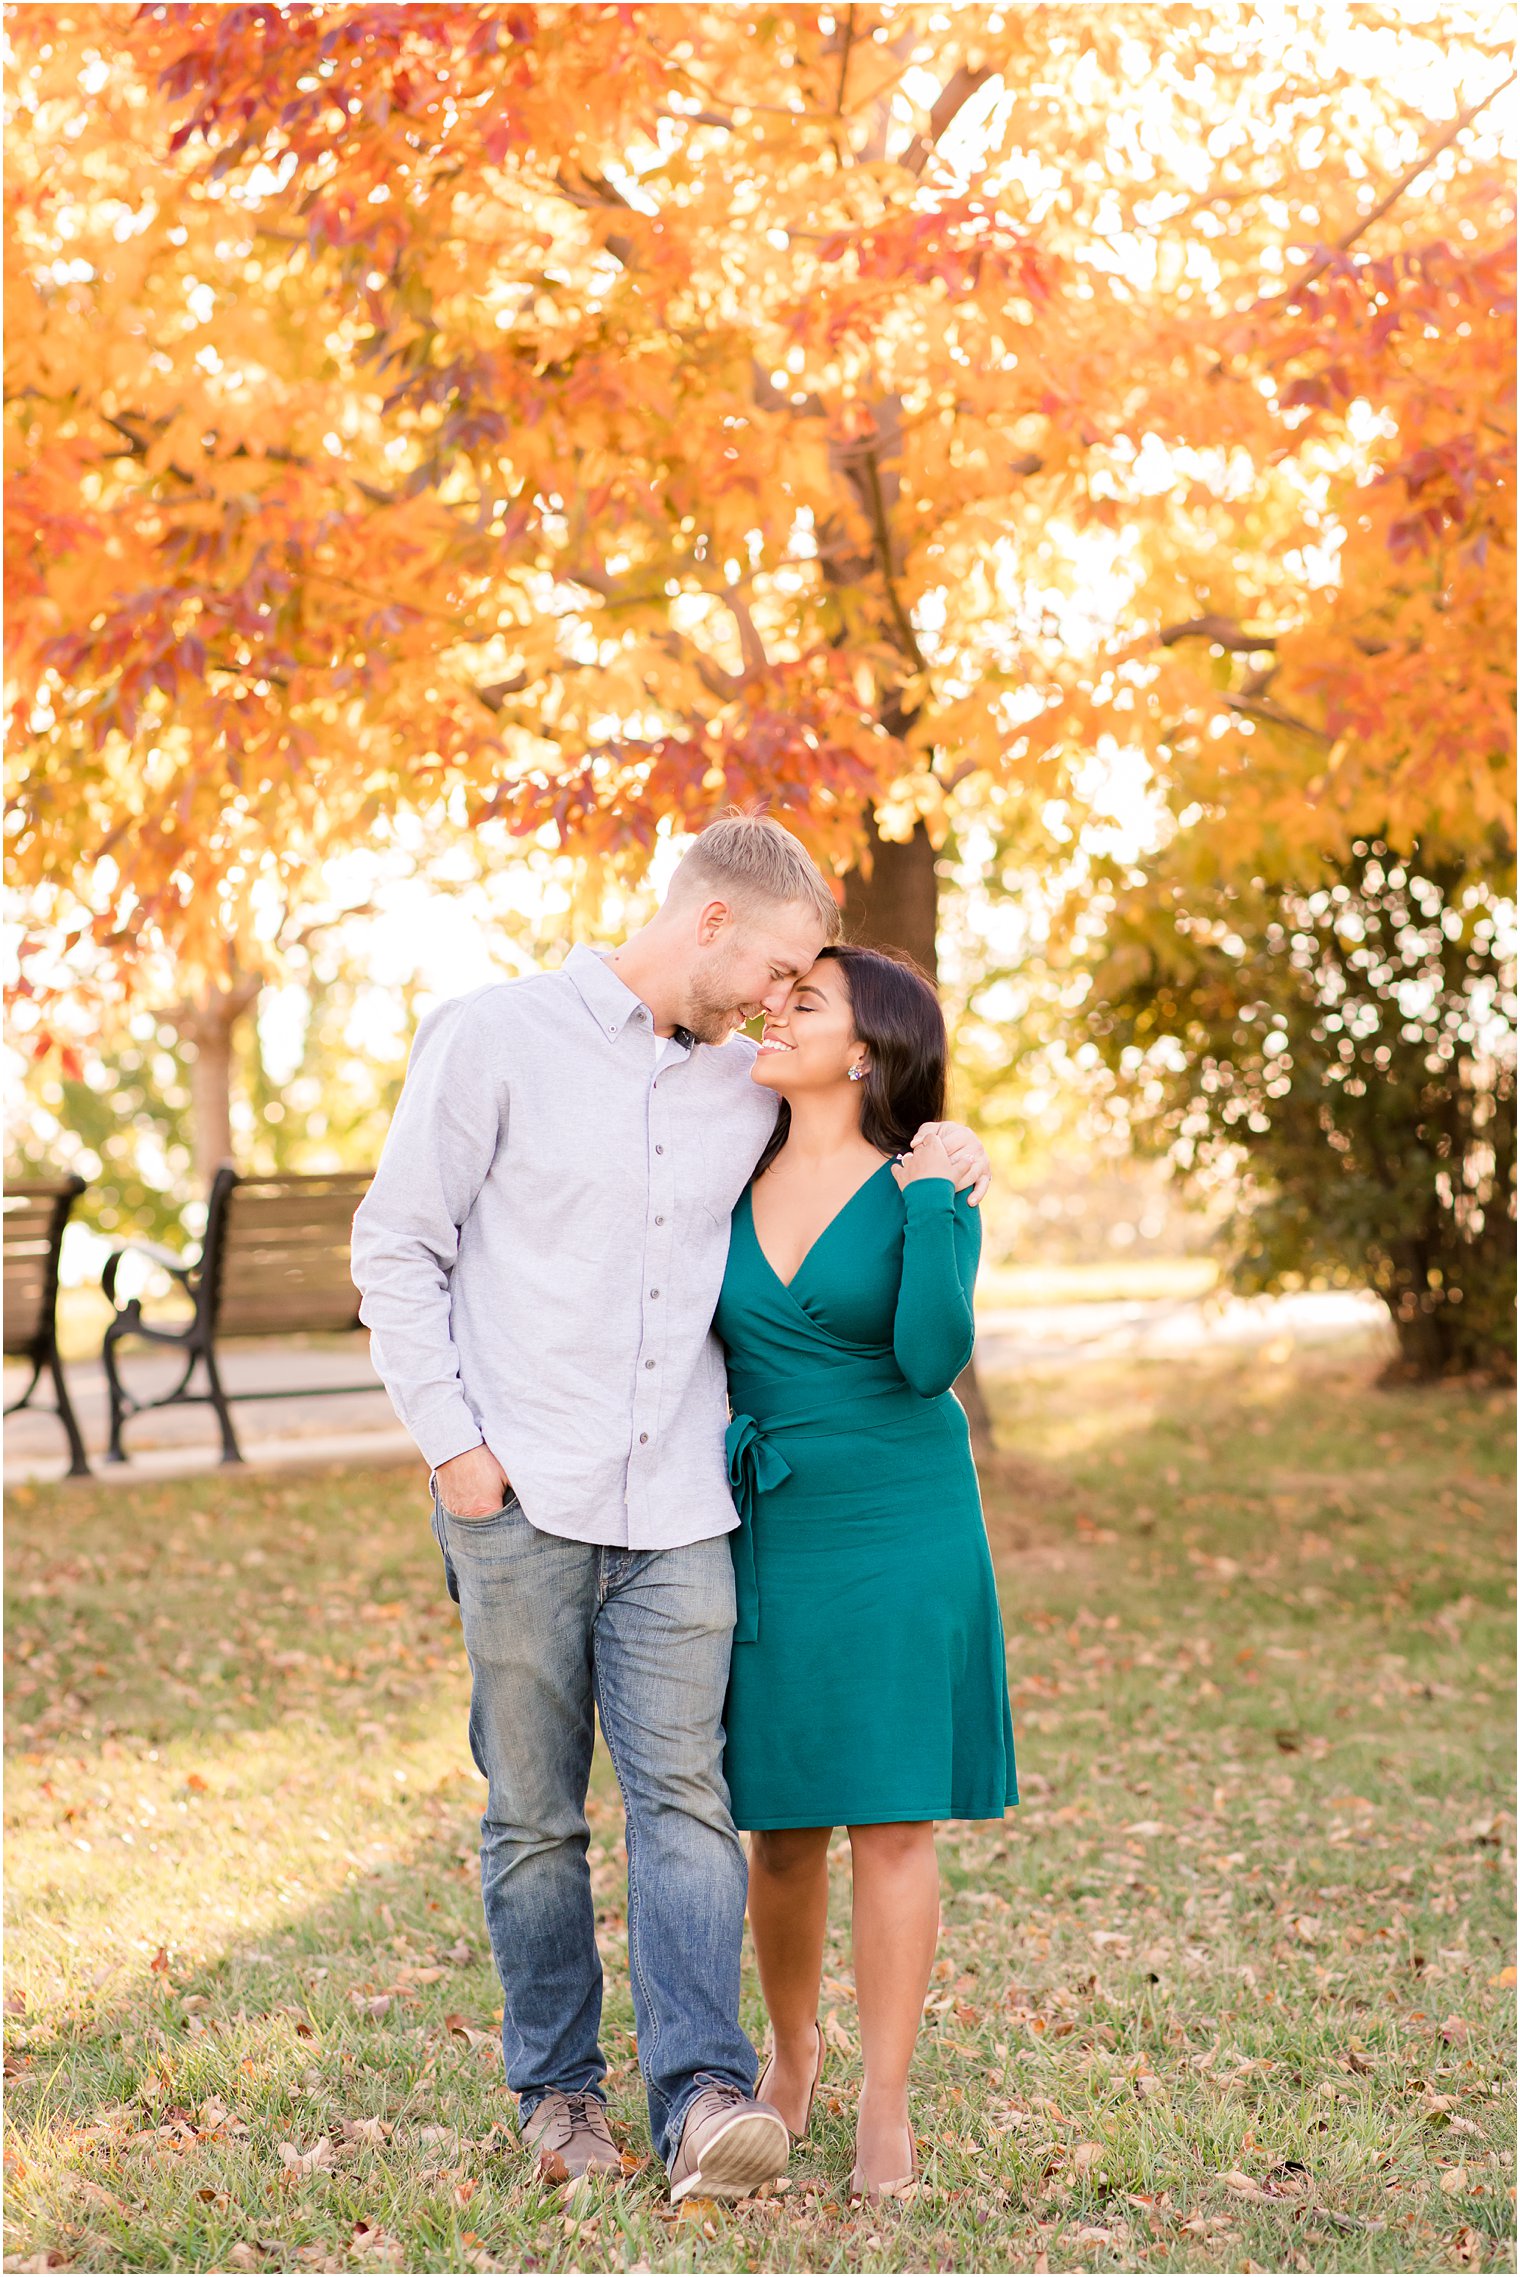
715, 1164, 1018, 1830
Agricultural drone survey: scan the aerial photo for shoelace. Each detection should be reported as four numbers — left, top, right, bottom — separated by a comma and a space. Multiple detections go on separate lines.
553, 2092, 609, 2143
690, 2081, 748, 2119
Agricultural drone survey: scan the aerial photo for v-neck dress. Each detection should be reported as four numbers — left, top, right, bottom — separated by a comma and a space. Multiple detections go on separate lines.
714, 1165, 1018, 1830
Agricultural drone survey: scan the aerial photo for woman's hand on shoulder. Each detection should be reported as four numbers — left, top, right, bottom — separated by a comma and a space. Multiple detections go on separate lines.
891, 1130, 960, 1189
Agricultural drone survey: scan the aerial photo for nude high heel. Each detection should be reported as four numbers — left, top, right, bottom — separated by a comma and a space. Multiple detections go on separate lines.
755, 2020, 826, 2140
849, 2122, 918, 2201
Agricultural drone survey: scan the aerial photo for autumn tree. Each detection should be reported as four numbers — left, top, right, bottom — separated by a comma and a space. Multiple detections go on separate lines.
7, 1, 1514, 1187
1071, 51, 1516, 1375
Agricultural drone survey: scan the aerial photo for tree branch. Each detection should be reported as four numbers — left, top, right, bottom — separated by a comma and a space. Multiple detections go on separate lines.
899, 64, 993, 180
654, 629, 743, 703
721, 591, 770, 677
1276, 67, 1517, 302
1158, 615, 1281, 653
1224, 692, 1332, 742
474, 672, 529, 712
858, 447, 927, 673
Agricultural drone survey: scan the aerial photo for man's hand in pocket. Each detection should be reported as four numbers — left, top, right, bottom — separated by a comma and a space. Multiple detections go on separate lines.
436, 1445, 512, 1518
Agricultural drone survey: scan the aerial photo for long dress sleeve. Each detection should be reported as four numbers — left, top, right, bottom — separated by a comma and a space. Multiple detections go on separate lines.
891, 1176, 982, 1397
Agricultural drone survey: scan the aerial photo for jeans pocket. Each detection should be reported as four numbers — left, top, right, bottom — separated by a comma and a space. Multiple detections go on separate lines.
432, 1479, 521, 1526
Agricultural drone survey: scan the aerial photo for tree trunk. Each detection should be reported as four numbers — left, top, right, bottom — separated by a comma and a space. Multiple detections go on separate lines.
161, 971, 261, 1192
841, 814, 940, 974
841, 819, 996, 1457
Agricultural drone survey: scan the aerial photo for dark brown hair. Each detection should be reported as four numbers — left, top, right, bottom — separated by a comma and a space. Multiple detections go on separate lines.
754, 944, 949, 1178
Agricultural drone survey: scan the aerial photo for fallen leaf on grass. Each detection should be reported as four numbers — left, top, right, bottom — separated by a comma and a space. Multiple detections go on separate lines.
69, 2177, 129, 2218
341, 2117, 391, 2145
822, 2007, 853, 2053
349, 1993, 392, 2019
1464, 1814, 1507, 1845
1440, 2165, 1469, 2195
199, 2095, 248, 2138
1489, 1965, 1516, 1987
349, 2221, 403, 2264
443, 2012, 494, 2048
1072, 2142, 1104, 2172
1223, 2169, 1267, 2199
1440, 2014, 1471, 2045
278, 2136, 333, 2175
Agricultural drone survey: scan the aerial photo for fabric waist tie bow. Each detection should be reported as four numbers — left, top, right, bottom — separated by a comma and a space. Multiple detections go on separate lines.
725, 1412, 793, 1645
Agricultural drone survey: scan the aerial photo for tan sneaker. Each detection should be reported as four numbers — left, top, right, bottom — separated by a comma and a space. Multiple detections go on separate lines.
521, 2089, 622, 2183
667, 2082, 789, 2204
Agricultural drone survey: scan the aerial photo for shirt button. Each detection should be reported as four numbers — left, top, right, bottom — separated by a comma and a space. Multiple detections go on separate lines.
638, 1432, 649, 1445
654, 1215, 665, 1226
644, 1358, 655, 1369
650, 1288, 659, 1298
655, 1144, 664, 1155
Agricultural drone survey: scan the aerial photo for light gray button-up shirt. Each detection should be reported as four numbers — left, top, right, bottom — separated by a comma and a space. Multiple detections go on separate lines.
350, 944, 780, 1550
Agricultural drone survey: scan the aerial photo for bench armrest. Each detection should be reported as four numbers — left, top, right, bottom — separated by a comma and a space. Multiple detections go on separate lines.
102, 1238, 197, 1307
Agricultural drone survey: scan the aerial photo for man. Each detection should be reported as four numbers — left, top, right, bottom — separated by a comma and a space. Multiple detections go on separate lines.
350, 812, 990, 2201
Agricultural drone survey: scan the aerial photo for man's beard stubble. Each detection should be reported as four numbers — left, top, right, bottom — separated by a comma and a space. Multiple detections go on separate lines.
683, 949, 756, 1047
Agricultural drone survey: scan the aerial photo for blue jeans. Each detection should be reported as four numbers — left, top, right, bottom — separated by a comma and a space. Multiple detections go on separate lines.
429, 1479, 756, 2166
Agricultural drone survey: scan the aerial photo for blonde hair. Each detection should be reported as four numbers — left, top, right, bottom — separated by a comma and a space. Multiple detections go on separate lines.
669, 809, 841, 940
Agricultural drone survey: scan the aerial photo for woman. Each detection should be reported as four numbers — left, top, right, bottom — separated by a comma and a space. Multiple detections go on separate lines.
714, 944, 1018, 2200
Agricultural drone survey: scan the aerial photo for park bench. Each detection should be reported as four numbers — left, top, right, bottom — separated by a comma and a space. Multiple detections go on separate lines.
101, 1166, 377, 1465
3, 1174, 93, 1477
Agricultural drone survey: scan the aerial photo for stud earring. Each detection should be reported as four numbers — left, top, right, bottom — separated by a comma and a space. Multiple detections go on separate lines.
848, 1064, 867, 1082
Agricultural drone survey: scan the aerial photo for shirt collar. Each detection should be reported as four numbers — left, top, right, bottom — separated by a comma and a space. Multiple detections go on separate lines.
564, 943, 671, 1044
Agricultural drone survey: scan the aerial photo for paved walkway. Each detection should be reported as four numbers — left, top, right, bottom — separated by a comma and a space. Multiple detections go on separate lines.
5, 1290, 1391, 1487
5, 1341, 417, 1486
975, 1284, 1389, 1372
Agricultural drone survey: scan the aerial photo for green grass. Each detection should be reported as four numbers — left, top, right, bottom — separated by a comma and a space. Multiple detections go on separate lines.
4, 1348, 1514, 2273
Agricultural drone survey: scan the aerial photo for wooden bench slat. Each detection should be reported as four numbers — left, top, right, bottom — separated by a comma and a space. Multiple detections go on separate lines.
218, 1252, 359, 1281
221, 1249, 358, 1266
223, 1211, 367, 1239
101, 1166, 375, 1462
222, 1193, 370, 1211
218, 1297, 358, 1319
219, 1311, 363, 1336
3, 1175, 91, 1471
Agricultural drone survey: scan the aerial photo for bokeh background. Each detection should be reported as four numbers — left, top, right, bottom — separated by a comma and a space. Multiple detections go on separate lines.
4, 6, 1515, 2273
